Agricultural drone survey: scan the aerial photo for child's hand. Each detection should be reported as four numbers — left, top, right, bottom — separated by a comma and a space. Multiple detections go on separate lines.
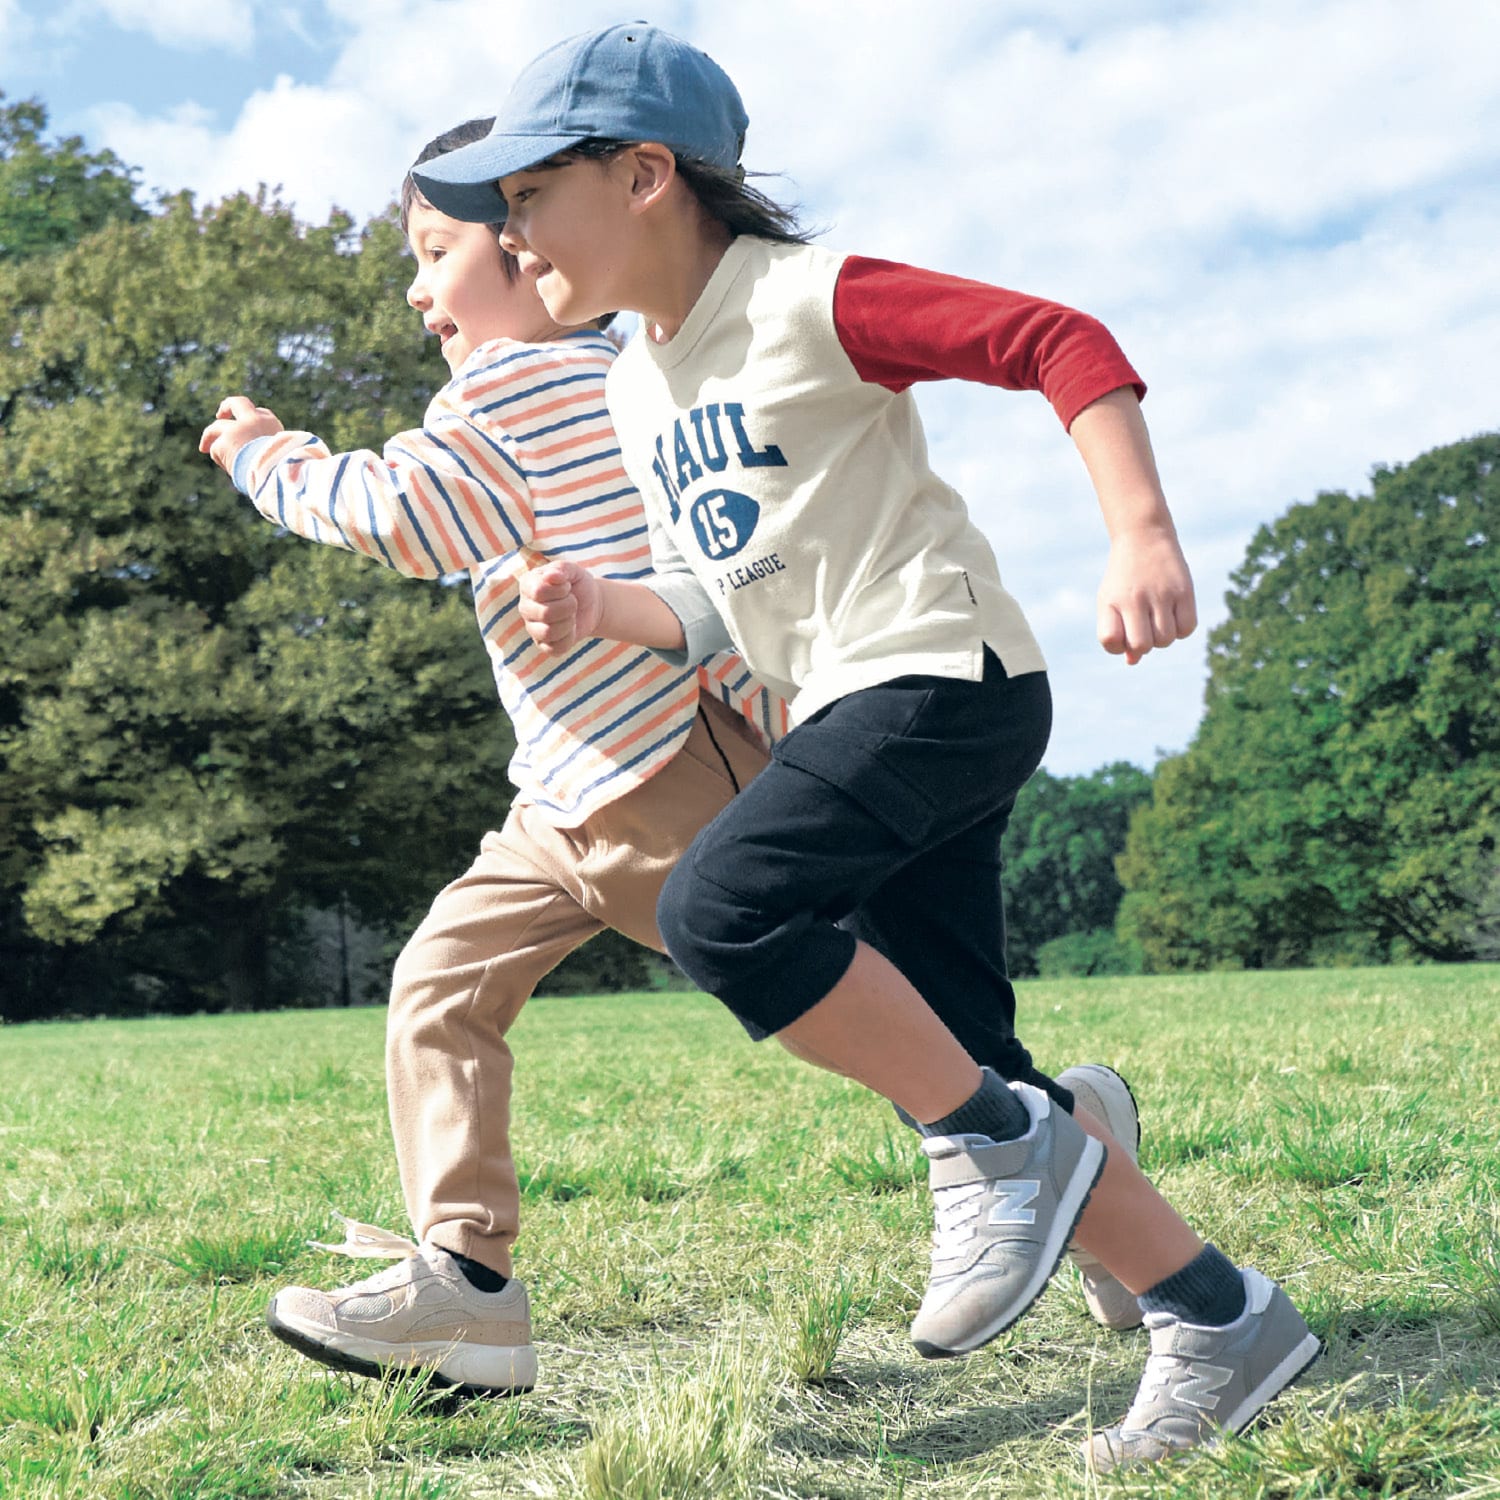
517, 559, 604, 654
199, 395, 284, 473
1096, 526, 1198, 666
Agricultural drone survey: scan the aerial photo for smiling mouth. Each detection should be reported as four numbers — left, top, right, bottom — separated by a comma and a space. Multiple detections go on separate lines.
429, 319, 458, 345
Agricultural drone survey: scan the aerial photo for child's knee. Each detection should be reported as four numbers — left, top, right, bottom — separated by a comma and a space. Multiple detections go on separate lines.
656, 853, 764, 991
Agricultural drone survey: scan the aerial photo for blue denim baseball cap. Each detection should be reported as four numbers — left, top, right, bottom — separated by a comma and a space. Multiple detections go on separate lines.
412, 22, 749, 223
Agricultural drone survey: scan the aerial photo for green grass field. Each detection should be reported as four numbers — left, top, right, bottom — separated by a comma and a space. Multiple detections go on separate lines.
3, 966, 1499, 1499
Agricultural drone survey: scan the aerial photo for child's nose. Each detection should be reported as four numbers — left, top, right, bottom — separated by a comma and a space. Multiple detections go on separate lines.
498, 220, 525, 255
406, 273, 429, 310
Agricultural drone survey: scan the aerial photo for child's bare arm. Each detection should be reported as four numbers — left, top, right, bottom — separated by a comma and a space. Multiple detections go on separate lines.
1068, 387, 1197, 665
199, 395, 284, 472
519, 562, 687, 656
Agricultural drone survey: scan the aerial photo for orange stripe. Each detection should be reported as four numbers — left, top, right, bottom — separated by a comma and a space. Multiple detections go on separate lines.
530, 423, 618, 461
570, 544, 652, 572
537, 503, 645, 541
440, 434, 533, 548
596, 687, 698, 761
546, 687, 697, 806
532, 464, 630, 502
532, 640, 636, 709
564, 660, 676, 734
407, 469, 467, 565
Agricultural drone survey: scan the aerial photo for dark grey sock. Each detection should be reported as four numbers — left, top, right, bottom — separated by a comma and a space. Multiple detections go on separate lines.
449, 1249, 508, 1294
918, 1066, 1029, 1143
1139, 1244, 1246, 1326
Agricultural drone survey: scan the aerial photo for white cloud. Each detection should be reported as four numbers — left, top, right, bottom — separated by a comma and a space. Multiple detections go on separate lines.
108, 0, 251, 51
0, 0, 31, 59
69, 0, 1500, 772
77, 0, 255, 52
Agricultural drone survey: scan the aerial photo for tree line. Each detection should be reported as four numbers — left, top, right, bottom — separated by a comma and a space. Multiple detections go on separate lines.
1, 100, 1494, 1021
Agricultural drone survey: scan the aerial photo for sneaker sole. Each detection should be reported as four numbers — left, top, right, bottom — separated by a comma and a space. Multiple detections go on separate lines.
266, 1303, 538, 1397
1086, 1330, 1324, 1471
1059, 1064, 1140, 1156
1224, 1331, 1323, 1435
913, 1131, 1107, 1359
1059, 1065, 1145, 1331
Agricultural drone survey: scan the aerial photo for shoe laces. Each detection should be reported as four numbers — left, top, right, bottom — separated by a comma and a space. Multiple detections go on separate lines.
1124, 1333, 1197, 1423
308, 1212, 420, 1262
305, 1214, 426, 1297
930, 1182, 986, 1271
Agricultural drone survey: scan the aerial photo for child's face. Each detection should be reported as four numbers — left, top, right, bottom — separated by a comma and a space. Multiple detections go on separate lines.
497, 158, 629, 328
405, 202, 563, 372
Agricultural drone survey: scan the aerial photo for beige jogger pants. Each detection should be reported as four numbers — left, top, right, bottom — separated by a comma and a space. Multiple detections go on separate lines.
384, 695, 768, 1276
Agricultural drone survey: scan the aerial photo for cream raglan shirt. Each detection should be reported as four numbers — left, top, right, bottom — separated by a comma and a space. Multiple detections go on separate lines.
608, 238, 1145, 725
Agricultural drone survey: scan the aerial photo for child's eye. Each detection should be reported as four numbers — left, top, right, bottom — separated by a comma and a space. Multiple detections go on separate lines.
430, 246, 447, 261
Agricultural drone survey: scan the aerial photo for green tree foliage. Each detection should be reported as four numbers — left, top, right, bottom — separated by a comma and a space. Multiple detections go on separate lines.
0, 186, 515, 1018
0, 95, 146, 262
1119, 433, 1499, 970
1002, 762, 1153, 976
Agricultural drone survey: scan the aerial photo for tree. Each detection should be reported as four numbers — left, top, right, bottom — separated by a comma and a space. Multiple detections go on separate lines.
0, 187, 516, 1018
0, 95, 146, 263
1119, 433, 1500, 970
1001, 762, 1153, 976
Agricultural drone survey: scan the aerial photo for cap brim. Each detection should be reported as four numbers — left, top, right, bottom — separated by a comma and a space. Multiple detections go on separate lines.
411, 131, 587, 223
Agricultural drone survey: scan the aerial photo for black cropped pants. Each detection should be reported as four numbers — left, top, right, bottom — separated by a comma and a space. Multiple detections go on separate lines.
657, 651, 1067, 1104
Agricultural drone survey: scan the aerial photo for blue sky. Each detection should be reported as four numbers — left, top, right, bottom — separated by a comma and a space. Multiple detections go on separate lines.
4, 0, 1497, 775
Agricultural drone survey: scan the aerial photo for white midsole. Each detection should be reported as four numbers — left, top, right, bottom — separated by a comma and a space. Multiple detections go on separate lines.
278, 1309, 538, 1390
944, 1131, 1106, 1353
1222, 1331, 1321, 1434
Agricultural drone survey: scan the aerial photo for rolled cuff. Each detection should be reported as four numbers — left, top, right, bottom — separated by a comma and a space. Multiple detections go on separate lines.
642, 571, 733, 666
230, 434, 281, 494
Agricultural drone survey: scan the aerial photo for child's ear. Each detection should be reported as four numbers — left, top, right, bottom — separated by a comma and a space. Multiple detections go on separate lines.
623, 142, 678, 215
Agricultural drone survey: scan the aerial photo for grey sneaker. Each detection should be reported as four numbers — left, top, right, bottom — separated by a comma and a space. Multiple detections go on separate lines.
267, 1240, 537, 1395
911, 1081, 1106, 1358
1058, 1064, 1144, 1331
1086, 1267, 1321, 1470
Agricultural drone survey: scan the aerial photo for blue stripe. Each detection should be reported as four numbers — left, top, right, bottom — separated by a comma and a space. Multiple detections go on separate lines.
542, 483, 637, 518
356, 463, 399, 570
527, 449, 623, 483
523, 652, 669, 753
471, 369, 602, 417
511, 406, 613, 444
548, 523, 647, 558
414, 466, 486, 558
544, 675, 683, 781
317, 456, 359, 552
479, 592, 519, 637
500, 627, 608, 676
531, 720, 693, 817
391, 486, 445, 573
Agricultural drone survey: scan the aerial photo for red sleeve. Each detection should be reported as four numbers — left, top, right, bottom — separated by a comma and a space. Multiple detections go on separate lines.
832, 255, 1146, 430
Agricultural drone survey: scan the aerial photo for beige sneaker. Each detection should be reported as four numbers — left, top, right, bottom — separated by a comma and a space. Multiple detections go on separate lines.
1057, 1065, 1144, 1331
267, 1218, 536, 1395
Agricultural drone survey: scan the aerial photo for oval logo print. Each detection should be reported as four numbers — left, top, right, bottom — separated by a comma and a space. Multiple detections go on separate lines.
689, 488, 760, 560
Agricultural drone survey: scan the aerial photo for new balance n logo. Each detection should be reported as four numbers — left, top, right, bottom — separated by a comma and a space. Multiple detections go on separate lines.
1171, 1361, 1233, 1411
986, 1180, 1040, 1226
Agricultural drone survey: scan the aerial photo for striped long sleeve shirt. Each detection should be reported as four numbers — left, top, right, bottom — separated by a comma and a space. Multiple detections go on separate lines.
231, 329, 786, 826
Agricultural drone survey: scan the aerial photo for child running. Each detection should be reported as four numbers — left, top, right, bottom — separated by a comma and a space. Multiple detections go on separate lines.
412, 24, 1322, 1468
200, 120, 1142, 1401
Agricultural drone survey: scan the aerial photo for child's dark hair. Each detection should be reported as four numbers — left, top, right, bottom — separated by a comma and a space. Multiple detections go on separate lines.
545, 139, 812, 245
402, 118, 507, 259
402, 120, 614, 329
